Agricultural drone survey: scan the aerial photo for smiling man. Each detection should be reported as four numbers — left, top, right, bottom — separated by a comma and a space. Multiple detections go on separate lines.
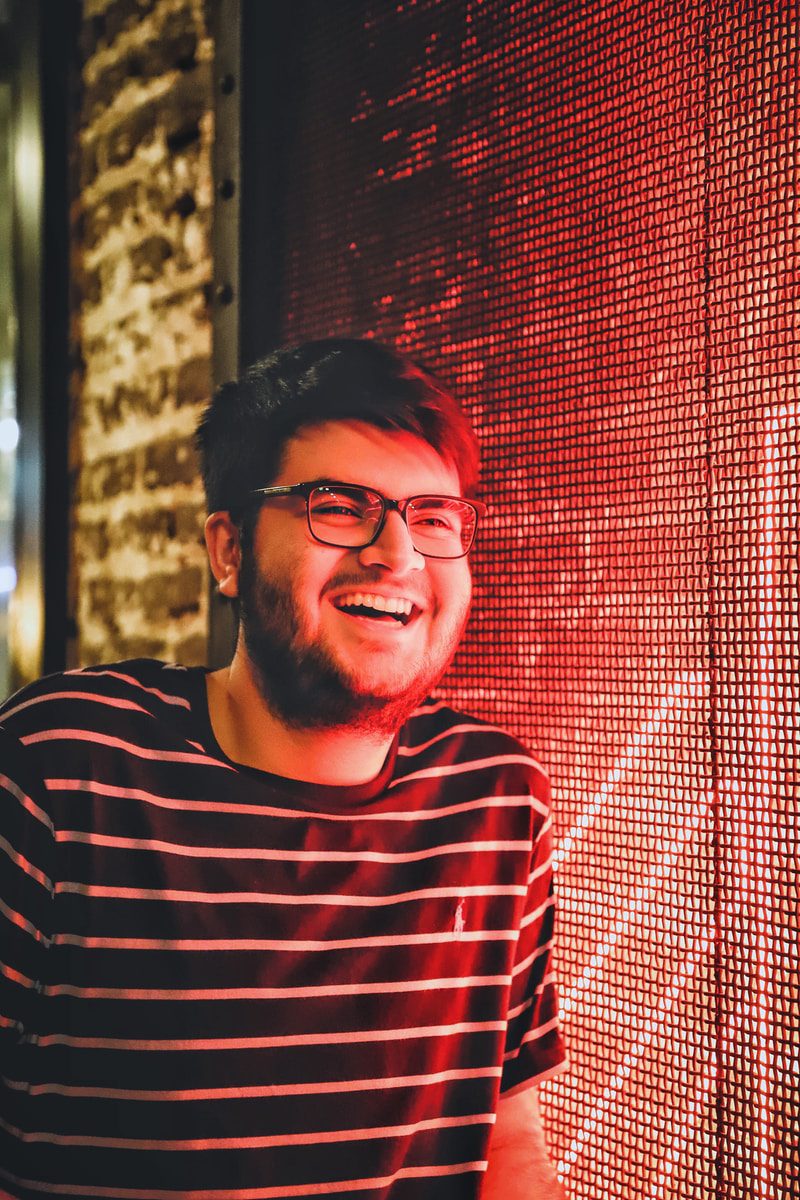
0, 339, 566, 1199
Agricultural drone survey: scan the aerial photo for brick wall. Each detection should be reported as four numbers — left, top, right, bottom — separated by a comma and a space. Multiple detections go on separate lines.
71, 0, 214, 667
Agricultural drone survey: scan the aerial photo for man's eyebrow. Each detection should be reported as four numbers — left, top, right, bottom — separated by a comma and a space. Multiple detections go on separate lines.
305, 476, 362, 488
302, 478, 468, 501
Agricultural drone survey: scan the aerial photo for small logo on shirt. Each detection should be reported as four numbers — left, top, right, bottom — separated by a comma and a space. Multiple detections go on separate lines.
453, 900, 466, 937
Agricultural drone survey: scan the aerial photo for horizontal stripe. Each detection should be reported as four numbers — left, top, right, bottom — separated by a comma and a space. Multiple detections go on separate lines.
0, 895, 48, 945
2, 1065, 500, 1105
56, 881, 525, 906
0, 1111, 492, 1152
507, 975, 550, 1013
0, 772, 53, 834
396, 723, 509, 754
512, 941, 555, 980
520, 894, 556, 931
500, 1058, 568, 1096
410, 699, 450, 715
33, 1018, 506, 1052
22, 730, 230, 770
55, 828, 529, 864
390, 753, 547, 799
528, 854, 554, 885
46, 777, 538, 824
1, 691, 152, 723
0, 833, 52, 891
518, 1014, 563, 1049
0, 960, 37, 990
43, 972, 509, 1000
506, 958, 555, 1020
502, 1015, 562, 1060
30, 742, 543, 797
539, 811, 553, 837
67, 669, 193, 707
0, 1160, 485, 1199
53, 928, 516, 951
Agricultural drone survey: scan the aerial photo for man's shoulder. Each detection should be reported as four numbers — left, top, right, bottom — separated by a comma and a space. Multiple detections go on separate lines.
402, 697, 550, 793
0, 658, 199, 738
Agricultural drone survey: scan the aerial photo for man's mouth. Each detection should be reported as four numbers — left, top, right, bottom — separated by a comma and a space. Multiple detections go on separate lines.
331, 591, 420, 627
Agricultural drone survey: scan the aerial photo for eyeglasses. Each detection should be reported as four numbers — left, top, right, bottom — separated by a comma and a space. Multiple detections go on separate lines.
249, 481, 488, 559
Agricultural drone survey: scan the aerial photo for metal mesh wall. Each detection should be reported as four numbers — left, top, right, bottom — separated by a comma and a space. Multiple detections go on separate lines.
270, 2, 799, 1196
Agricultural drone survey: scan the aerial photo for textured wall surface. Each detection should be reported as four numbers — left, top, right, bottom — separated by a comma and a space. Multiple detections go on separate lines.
71, 0, 213, 667
271, 3, 798, 1198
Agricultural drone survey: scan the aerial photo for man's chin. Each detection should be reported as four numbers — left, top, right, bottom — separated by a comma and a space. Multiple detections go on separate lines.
333, 651, 445, 706
307, 648, 447, 734
331, 685, 432, 737
337, 664, 423, 699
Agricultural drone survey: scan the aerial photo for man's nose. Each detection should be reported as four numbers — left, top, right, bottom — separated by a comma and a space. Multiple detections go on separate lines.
357, 509, 425, 572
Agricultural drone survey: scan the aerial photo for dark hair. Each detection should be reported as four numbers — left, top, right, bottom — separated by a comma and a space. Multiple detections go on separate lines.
195, 339, 480, 521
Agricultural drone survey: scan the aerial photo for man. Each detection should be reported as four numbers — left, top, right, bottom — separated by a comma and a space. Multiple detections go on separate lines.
0, 339, 566, 1198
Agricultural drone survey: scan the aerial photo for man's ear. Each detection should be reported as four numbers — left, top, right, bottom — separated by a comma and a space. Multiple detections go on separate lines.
204, 512, 242, 598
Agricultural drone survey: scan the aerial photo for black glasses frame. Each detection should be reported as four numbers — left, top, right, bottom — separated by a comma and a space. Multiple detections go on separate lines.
249, 481, 488, 559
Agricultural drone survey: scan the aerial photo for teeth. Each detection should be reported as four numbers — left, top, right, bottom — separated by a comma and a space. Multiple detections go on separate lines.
334, 592, 414, 617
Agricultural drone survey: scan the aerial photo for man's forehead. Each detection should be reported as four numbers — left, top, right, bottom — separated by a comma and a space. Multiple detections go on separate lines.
274, 420, 463, 494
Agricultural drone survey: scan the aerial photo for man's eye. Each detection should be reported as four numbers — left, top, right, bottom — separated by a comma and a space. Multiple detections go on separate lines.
410, 512, 459, 533
313, 503, 363, 518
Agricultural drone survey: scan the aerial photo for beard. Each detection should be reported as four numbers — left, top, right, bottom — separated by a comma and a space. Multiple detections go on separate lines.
237, 556, 468, 737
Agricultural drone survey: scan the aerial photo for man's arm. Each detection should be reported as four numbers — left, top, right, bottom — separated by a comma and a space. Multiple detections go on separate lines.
482, 1086, 566, 1200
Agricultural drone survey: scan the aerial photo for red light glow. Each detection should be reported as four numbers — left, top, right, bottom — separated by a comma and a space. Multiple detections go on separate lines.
274, 3, 799, 1197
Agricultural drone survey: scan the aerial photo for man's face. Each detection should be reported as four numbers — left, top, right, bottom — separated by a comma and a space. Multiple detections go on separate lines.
236, 420, 473, 734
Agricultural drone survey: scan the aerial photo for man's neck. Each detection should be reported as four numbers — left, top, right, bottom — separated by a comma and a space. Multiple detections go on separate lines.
205, 658, 395, 788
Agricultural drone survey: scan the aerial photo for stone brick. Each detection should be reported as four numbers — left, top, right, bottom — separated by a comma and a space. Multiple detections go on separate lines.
114, 635, 166, 660
83, 182, 140, 250
130, 235, 173, 281
96, 381, 164, 433
80, 450, 139, 503
175, 502, 205, 543
79, 137, 99, 192
84, 15, 201, 125
173, 631, 207, 665
79, 263, 103, 307
143, 437, 199, 489
108, 507, 178, 554
143, 143, 204, 215
94, 389, 122, 433
176, 356, 210, 408
75, 520, 110, 563
140, 566, 204, 621
166, 116, 200, 155
163, 68, 210, 152
147, 8, 199, 74
79, 15, 107, 61
89, 575, 137, 617
82, 58, 129, 123
101, 100, 157, 168
103, 0, 157, 46
173, 190, 197, 218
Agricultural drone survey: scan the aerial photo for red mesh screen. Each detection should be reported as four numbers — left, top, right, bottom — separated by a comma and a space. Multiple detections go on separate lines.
272, 2, 799, 1196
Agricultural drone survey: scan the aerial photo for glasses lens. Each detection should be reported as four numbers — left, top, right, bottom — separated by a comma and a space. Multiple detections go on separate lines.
307, 486, 479, 557
308, 485, 382, 546
406, 497, 477, 557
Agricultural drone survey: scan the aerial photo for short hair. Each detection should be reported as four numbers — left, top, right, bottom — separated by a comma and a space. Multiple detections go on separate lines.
195, 339, 480, 519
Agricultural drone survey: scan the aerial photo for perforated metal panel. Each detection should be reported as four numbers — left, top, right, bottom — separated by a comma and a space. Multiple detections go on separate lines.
268, 2, 799, 1196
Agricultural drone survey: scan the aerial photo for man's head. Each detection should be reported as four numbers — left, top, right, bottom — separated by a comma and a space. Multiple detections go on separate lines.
196, 339, 482, 735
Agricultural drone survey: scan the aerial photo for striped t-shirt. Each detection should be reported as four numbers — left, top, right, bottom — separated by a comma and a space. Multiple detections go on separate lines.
0, 659, 565, 1200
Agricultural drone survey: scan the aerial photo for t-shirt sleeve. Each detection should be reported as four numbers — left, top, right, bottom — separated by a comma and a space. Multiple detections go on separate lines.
0, 727, 54, 1050
499, 767, 567, 1095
